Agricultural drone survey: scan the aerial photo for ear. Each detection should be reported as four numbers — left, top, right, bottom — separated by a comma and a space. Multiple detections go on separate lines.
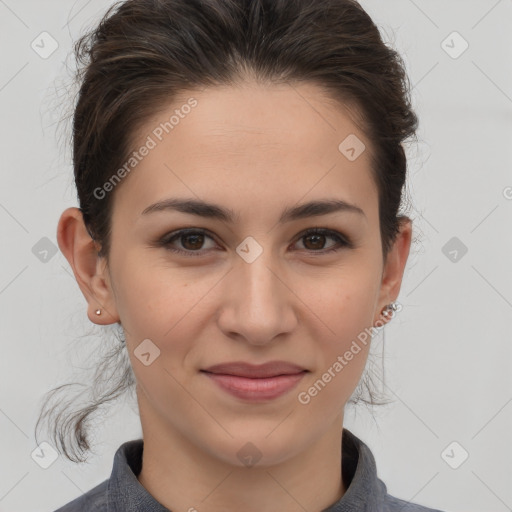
373, 217, 412, 326
57, 207, 119, 325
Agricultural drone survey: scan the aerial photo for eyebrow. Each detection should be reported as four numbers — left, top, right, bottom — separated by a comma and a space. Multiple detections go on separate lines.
141, 197, 366, 223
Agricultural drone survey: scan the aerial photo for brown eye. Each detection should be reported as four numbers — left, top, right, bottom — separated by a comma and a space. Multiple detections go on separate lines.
303, 233, 328, 250
159, 229, 218, 256
295, 228, 352, 253
180, 233, 206, 250
157, 227, 352, 258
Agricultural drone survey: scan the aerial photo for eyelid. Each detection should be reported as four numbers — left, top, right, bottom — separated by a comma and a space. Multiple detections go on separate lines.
159, 228, 219, 256
294, 226, 352, 245
156, 226, 353, 256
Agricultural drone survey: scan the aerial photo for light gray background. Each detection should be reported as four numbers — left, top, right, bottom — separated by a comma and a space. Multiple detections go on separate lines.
1, 1, 511, 511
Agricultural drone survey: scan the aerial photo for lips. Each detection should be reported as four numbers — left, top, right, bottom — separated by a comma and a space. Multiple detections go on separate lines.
201, 361, 307, 378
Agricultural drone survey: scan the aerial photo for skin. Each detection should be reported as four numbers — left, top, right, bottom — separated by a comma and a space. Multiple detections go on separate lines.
57, 81, 412, 512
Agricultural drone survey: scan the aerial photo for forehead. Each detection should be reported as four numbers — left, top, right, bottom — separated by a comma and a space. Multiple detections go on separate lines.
114, 81, 378, 224
158, 82, 369, 160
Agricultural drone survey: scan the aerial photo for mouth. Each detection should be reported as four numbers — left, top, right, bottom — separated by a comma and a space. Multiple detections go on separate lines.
201, 360, 308, 378
200, 361, 309, 401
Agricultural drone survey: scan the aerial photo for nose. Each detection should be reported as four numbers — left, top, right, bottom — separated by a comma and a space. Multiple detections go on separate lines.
216, 251, 297, 346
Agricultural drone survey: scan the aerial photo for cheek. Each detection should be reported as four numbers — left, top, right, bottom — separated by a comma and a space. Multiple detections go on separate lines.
300, 264, 380, 340
111, 251, 216, 339
300, 265, 379, 395
294, 333, 371, 436
298, 294, 374, 414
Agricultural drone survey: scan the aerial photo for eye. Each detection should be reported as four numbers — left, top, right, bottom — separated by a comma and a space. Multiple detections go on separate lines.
158, 228, 218, 257
156, 227, 353, 257
293, 228, 353, 254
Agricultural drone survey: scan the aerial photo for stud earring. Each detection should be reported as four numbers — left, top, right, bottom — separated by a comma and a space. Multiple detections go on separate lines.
95, 309, 101, 315
381, 302, 399, 319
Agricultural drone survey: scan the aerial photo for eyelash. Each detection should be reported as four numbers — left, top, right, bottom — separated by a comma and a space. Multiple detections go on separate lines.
157, 227, 353, 257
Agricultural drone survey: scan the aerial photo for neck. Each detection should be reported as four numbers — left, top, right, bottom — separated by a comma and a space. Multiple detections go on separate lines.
136, 399, 346, 512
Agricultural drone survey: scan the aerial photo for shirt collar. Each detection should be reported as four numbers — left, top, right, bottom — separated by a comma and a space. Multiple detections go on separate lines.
107, 427, 387, 511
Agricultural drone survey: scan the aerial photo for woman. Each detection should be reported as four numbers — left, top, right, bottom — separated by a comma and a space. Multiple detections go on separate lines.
37, 0, 448, 510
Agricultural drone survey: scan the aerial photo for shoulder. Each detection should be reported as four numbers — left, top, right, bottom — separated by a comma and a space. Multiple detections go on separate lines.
52, 478, 109, 512
384, 493, 449, 512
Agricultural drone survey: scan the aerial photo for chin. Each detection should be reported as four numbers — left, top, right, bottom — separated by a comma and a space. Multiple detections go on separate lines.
201, 428, 304, 469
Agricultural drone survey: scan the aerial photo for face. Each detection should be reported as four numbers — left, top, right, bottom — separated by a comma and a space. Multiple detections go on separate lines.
64, 81, 411, 468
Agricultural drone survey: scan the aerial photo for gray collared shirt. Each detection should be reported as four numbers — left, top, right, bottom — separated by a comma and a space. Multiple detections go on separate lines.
54, 428, 447, 512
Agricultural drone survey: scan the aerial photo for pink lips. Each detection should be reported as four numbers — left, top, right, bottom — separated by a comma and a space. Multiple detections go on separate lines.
201, 361, 308, 401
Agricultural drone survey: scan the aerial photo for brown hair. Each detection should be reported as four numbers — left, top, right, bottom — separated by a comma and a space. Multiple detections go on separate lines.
35, 0, 418, 463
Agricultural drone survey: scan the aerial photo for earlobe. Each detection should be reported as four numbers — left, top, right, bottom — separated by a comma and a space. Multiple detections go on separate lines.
57, 207, 120, 325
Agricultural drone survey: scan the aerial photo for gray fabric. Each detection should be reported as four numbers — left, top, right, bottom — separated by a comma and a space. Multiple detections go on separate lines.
54, 428, 447, 512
